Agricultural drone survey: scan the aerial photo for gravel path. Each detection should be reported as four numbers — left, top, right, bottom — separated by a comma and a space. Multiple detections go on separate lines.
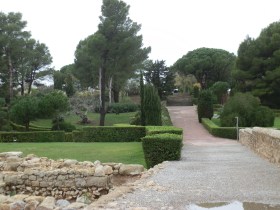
93, 106, 280, 210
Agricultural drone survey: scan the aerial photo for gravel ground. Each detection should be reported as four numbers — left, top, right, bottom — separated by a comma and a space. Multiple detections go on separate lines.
90, 106, 280, 210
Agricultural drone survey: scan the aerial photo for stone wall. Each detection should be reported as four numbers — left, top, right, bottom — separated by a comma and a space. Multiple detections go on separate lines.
239, 127, 280, 164
0, 152, 144, 201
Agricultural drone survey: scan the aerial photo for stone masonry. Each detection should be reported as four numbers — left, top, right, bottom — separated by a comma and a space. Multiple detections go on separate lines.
0, 152, 145, 203
239, 127, 280, 164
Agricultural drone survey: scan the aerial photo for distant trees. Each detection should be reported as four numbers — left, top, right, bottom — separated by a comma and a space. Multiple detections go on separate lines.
173, 48, 235, 89
234, 21, 280, 108
0, 12, 52, 102
144, 60, 175, 99
74, 0, 150, 126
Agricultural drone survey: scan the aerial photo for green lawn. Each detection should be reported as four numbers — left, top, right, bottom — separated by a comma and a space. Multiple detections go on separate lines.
0, 142, 146, 167
31, 112, 136, 129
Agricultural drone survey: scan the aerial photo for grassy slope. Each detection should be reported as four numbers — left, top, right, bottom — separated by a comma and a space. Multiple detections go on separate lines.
0, 142, 146, 167
31, 112, 136, 129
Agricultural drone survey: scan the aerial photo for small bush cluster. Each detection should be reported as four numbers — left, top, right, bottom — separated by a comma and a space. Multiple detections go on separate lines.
94, 103, 139, 114
221, 93, 275, 127
142, 133, 183, 168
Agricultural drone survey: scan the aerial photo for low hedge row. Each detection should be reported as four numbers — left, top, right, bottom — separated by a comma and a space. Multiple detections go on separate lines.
142, 133, 183, 168
10, 122, 51, 132
201, 118, 238, 139
146, 126, 183, 135
0, 131, 65, 142
72, 126, 146, 142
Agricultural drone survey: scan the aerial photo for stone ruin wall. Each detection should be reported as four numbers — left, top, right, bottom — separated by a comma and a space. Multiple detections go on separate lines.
239, 127, 280, 164
0, 152, 144, 201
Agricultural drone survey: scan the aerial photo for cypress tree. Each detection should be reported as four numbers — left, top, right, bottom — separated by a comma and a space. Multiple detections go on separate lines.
143, 84, 162, 125
140, 71, 145, 125
197, 89, 214, 123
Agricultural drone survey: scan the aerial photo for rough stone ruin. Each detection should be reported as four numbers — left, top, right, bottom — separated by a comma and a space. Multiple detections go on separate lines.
0, 151, 146, 209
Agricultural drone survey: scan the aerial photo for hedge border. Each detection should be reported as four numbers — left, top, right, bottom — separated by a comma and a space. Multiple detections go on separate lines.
72, 126, 146, 142
142, 133, 183, 168
201, 118, 239, 139
0, 131, 66, 142
146, 126, 183, 135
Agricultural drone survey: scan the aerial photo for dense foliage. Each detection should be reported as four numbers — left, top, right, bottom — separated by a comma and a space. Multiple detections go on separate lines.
74, 0, 150, 125
210, 81, 229, 104
220, 93, 275, 127
197, 90, 214, 123
0, 12, 52, 102
144, 60, 175, 99
234, 21, 280, 108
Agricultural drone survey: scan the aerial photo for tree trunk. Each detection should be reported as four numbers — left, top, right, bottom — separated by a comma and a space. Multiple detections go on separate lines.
25, 121, 29, 131
113, 88, 119, 103
8, 54, 13, 102
27, 81, 32, 94
99, 66, 106, 126
109, 77, 113, 104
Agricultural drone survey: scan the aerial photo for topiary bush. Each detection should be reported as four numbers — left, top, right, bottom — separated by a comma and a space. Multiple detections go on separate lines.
143, 85, 162, 126
220, 92, 275, 127
142, 133, 183, 168
197, 89, 214, 123
254, 106, 275, 127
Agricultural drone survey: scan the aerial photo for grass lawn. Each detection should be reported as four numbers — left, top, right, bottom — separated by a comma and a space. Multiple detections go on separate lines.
0, 142, 146, 167
31, 112, 136, 129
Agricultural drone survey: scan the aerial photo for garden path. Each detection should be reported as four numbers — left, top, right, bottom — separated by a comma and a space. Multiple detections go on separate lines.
93, 106, 280, 210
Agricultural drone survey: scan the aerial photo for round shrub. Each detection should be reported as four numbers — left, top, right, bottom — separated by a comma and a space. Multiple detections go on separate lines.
51, 122, 76, 132
220, 92, 275, 127
197, 90, 214, 123
254, 106, 275, 127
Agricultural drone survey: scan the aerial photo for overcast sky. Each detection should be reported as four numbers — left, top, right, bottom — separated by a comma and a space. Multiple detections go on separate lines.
1, 0, 280, 69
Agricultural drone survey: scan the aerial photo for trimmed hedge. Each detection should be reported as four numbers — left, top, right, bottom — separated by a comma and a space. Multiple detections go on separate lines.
0, 131, 65, 142
72, 126, 146, 142
142, 133, 183, 168
201, 118, 238, 139
65, 133, 73, 142
146, 126, 183, 135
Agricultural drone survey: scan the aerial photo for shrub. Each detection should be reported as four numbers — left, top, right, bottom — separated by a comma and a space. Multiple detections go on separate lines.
0, 131, 65, 142
142, 133, 183, 168
254, 106, 275, 127
220, 92, 275, 127
130, 111, 141, 125
72, 126, 146, 142
143, 85, 162, 126
51, 122, 76, 132
0, 98, 5, 107
197, 90, 214, 123
109, 103, 139, 114
9, 96, 40, 130
210, 81, 229, 104
146, 126, 183, 135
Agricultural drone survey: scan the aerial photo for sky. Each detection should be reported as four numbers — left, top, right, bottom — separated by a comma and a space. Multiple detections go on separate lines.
1, 0, 280, 70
